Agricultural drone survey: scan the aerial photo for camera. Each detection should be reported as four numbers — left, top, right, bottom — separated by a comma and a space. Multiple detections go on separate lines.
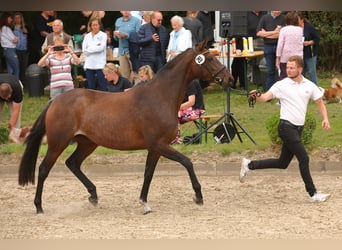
53, 45, 65, 51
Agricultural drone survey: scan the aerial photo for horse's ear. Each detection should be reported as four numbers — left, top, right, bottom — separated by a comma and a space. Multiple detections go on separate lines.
196, 38, 209, 52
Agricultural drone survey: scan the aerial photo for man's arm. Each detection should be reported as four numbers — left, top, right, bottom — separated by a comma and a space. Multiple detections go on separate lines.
252, 90, 273, 102
9, 101, 22, 129
257, 28, 280, 39
315, 98, 330, 131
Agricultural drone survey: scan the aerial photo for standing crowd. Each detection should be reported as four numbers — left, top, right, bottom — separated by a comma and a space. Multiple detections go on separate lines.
0, 10, 214, 143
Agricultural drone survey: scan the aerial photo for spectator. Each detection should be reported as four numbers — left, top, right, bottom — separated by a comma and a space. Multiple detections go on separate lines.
0, 73, 23, 142
298, 12, 320, 85
276, 11, 303, 80
172, 79, 205, 144
90, 11, 105, 31
79, 11, 92, 35
240, 55, 331, 203
41, 19, 73, 55
138, 11, 169, 73
247, 11, 267, 39
196, 11, 214, 89
247, 11, 267, 84
141, 11, 153, 25
167, 15, 192, 62
104, 27, 117, 49
82, 17, 107, 91
13, 12, 29, 86
196, 11, 214, 48
28, 11, 55, 64
113, 11, 141, 81
183, 11, 203, 47
0, 12, 20, 79
256, 11, 285, 90
37, 37, 80, 99
136, 64, 154, 85
102, 63, 132, 92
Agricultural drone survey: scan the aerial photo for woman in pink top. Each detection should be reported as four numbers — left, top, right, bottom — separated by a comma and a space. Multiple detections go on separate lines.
276, 11, 303, 79
38, 37, 80, 99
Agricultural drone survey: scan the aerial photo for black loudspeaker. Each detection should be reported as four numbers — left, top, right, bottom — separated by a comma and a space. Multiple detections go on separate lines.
213, 122, 236, 144
219, 11, 248, 37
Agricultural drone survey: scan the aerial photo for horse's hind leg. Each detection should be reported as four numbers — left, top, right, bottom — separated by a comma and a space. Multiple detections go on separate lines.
156, 144, 203, 205
139, 151, 160, 214
65, 136, 98, 206
35, 149, 65, 213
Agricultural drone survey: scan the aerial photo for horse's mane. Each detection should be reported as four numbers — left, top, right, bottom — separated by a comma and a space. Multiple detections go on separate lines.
157, 48, 194, 75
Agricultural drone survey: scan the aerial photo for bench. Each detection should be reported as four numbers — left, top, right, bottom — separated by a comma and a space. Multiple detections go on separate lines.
195, 114, 222, 143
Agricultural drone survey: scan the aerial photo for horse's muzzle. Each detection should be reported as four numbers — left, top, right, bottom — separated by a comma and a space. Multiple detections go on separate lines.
217, 71, 233, 89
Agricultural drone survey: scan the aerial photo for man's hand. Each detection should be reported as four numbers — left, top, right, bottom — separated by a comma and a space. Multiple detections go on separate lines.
247, 89, 262, 108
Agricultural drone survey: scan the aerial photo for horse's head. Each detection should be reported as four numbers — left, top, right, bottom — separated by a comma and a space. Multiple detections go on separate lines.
193, 40, 232, 89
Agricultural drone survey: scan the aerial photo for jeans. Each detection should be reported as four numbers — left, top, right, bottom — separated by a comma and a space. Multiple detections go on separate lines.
3, 48, 20, 79
249, 120, 316, 196
16, 50, 29, 84
303, 56, 318, 84
263, 45, 277, 91
85, 69, 107, 91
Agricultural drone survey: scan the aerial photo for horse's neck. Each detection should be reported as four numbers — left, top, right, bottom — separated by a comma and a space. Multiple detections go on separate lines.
158, 53, 196, 105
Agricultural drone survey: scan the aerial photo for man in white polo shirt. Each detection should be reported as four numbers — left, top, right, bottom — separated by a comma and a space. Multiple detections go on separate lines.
240, 55, 331, 203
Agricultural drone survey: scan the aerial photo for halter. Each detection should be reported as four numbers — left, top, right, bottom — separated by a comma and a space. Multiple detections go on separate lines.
194, 50, 226, 83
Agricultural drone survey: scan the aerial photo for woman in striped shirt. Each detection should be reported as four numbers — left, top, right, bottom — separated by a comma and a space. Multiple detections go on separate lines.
38, 37, 80, 99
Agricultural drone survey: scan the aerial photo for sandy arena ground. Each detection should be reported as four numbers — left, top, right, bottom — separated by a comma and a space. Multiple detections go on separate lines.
1, 148, 341, 239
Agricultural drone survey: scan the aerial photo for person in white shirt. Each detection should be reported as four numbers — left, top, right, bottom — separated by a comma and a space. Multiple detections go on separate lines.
240, 55, 331, 203
82, 17, 107, 91
0, 12, 20, 79
167, 15, 192, 61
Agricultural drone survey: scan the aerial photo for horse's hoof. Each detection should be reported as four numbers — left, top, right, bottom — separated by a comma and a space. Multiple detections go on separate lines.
88, 196, 98, 206
193, 196, 204, 205
36, 208, 44, 214
139, 199, 152, 215
143, 209, 152, 215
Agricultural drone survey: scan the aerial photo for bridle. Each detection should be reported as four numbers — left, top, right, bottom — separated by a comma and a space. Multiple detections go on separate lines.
195, 50, 226, 84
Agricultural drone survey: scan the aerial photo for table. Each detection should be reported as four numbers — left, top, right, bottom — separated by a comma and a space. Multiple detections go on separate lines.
217, 50, 264, 92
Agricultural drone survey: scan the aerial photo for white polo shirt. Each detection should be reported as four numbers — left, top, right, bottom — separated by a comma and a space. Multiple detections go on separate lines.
269, 77, 323, 126
82, 30, 107, 70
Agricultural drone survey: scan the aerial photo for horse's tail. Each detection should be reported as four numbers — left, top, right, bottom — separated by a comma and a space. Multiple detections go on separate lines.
18, 101, 52, 186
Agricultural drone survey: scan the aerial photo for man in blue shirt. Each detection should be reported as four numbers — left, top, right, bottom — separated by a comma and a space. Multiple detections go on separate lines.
113, 11, 141, 82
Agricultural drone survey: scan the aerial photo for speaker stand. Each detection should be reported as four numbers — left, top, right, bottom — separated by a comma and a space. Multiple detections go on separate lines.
186, 36, 257, 145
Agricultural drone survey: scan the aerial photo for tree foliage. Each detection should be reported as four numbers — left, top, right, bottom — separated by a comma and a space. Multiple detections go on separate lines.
306, 11, 342, 72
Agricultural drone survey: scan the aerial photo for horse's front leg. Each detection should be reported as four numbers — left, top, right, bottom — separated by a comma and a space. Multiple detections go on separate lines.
139, 151, 160, 214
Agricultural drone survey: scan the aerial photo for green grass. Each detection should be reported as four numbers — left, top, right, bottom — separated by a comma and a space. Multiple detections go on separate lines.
0, 73, 341, 159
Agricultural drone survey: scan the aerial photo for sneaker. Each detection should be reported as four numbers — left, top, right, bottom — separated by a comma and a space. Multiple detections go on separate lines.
239, 158, 251, 183
310, 191, 331, 203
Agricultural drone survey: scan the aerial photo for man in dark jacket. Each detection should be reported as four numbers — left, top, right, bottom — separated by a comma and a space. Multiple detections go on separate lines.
138, 11, 169, 73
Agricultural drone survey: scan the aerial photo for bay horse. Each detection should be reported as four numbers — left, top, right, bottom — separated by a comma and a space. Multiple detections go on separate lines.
18, 40, 231, 214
